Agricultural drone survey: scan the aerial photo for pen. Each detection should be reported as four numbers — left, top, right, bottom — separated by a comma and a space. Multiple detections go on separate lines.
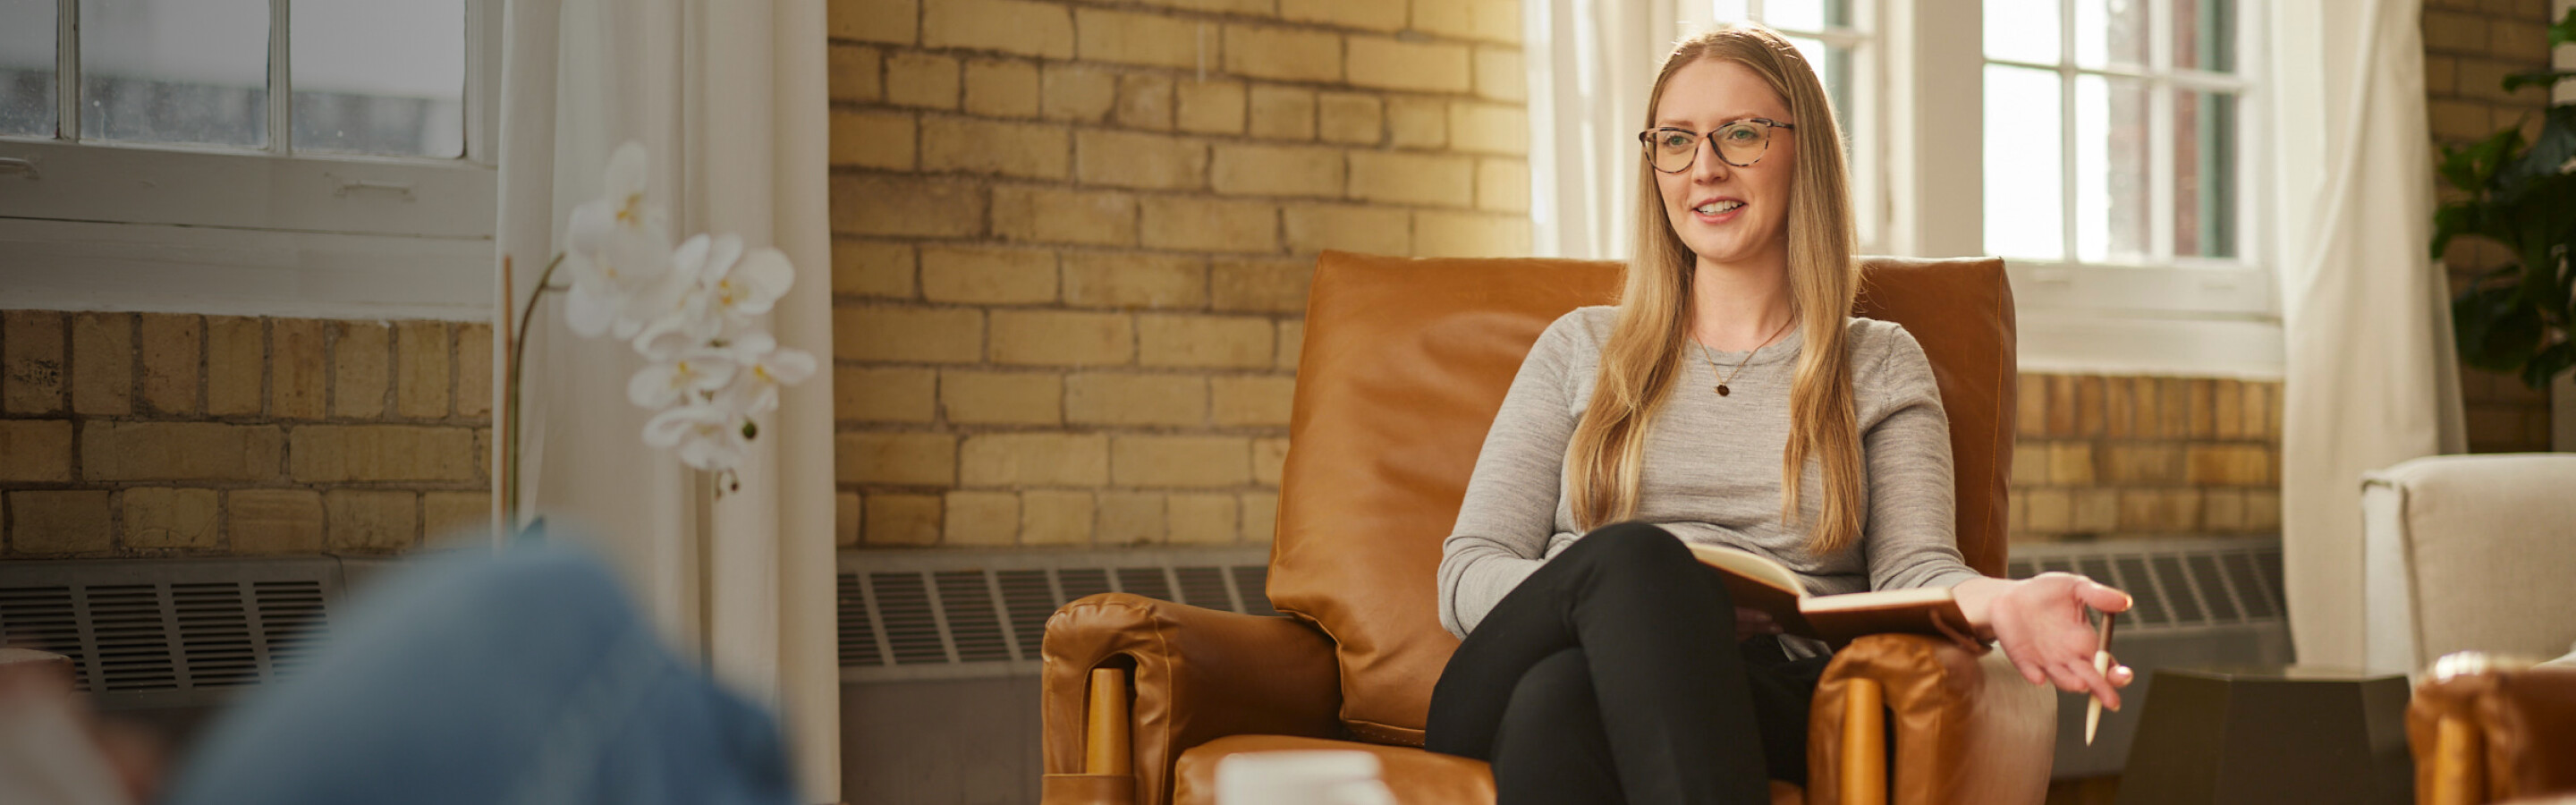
2084, 608, 2117, 746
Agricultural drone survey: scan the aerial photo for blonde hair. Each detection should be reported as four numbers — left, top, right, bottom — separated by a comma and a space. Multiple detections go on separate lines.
1563, 23, 1866, 557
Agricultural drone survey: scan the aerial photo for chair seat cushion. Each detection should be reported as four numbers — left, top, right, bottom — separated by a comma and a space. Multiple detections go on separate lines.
1169, 734, 1801, 805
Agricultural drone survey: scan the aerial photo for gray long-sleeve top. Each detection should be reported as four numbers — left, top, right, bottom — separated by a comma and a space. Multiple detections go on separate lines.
1436, 307, 1983, 639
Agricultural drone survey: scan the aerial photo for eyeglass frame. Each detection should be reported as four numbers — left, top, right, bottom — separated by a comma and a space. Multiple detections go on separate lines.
1637, 118, 1798, 173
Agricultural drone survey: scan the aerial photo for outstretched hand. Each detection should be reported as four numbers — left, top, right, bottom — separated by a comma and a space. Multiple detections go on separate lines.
1954, 573, 2136, 711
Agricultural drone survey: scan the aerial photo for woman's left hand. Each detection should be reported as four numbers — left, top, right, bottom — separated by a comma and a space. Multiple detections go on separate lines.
1953, 573, 2136, 710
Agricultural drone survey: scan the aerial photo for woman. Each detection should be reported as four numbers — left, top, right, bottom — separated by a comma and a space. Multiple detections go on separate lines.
1425, 24, 2133, 803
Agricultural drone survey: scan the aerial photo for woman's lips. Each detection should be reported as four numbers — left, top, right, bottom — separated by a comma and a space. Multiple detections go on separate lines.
1691, 199, 1746, 225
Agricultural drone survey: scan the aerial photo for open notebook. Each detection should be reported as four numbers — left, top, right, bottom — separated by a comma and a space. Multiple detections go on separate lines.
1687, 544, 1979, 648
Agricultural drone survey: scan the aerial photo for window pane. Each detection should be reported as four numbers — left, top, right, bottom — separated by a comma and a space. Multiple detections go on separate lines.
2174, 0, 2235, 73
80, 0, 269, 148
1765, 0, 1852, 31
0, 1, 53, 138
292, 0, 467, 157
1985, 0, 2062, 64
2072, 0, 2148, 68
2074, 74, 2148, 263
1784, 36, 1854, 132
1985, 64, 2063, 260
2174, 89, 2237, 258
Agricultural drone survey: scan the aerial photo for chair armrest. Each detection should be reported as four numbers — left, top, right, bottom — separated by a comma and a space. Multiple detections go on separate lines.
1041, 592, 1343, 805
2408, 657, 2576, 805
1805, 633, 2056, 805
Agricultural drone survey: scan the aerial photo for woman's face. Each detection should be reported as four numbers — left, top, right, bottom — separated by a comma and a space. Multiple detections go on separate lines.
1652, 57, 1797, 270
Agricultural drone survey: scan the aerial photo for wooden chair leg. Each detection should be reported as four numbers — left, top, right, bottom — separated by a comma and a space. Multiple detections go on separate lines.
1842, 678, 1886, 805
2428, 716, 2485, 805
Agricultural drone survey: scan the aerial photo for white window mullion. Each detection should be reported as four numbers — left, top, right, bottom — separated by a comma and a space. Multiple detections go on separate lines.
55, 0, 77, 143
2057, 0, 2078, 265
268, 0, 292, 155
2147, 0, 2175, 263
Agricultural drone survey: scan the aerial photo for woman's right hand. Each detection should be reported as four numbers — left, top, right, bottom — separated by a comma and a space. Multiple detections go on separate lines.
1734, 606, 1782, 640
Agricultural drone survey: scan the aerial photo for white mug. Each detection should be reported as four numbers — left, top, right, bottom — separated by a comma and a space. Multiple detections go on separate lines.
1214, 750, 1398, 805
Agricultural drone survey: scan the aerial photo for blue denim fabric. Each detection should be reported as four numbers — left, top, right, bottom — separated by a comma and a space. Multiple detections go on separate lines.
166, 543, 795, 805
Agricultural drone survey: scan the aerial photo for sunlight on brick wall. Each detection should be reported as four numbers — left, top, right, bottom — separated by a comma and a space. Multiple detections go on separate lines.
2006, 374, 2282, 544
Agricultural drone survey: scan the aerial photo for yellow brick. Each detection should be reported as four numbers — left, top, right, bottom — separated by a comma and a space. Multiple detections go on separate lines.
920, 245, 1059, 304
1242, 491, 1279, 541
1284, 203, 1410, 255
1277, 320, 1303, 369
1113, 435, 1250, 487
1066, 372, 1208, 426
1447, 101, 1528, 155
1224, 24, 1342, 83
1411, 0, 1520, 44
1097, 491, 1166, 544
2072, 489, 2119, 533
1021, 489, 1095, 546
830, 0, 918, 44
2008, 443, 2048, 487
138, 313, 200, 415
831, 109, 916, 170
422, 491, 492, 544
963, 58, 1040, 117
993, 185, 1138, 246
394, 321, 450, 419
1318, 92, 1382, 144
119, 487, 216, 550
863, 494, 943, 546
961, 432, 1110, 485
1346, 36, 1471, 93
2245, 489, 2281, 530
2185, 444, 2271, 486
1139, 314, 1274, 369
943, 491, 1020, 546
290, 425, 480, 482
885, 51, 961, 109
1211, 144, 1343, 198
228, 489, 324, 555
1477, 157, 1530, 212
1211, 258, 1313, 312
200, 316, 262, 416
2213, 379, 2243, 439
2046, 442, 2094, 486
2021, 487, 2071, 532
2100, 444, 2183, 484
1167, 493, 1240, 545
3, 310, 65, 414
1253, 436, 1290, 485
1413, 210, 1531, 257
2201, 489, 2247, 532
1062, 253, 1208, 309
1041, 64, 1118, 123
1212, 376, 1297, 427
330, 321, 390, 418
2428, 99, 2491, 143
326, 490, 419, 553
1386, 97, 1446, 148
831, 44, 883, 102
1115, 73, 1176, 131
989, 309, 1134, 366
1077, 8, 1206, 68
2119, 488, 2201, 532
1139, 197, 1277, 253
2492, 18, 2552, 64
0, 419, 73, 482
455, 323, 492, 418
1077, 130, 1209, 190
2422, 10, 2487, 53
1473, 46, 1526, 102
835, 431, 959, 485
921, 117, 1069, 179
835, 366, 938, 423
835, 491, 862, 547
923, 0, 1074, 58
71, 312, 131, 416
1281, 0, 1404, 30
82, 421, 284, 481
9, 490, 111, 555
1350, 150, 1474, 208
1131, 0, 1271, 14
834, 306, 985, 363
272, 319, 327, 419
835, 239, 918, 298
833, 174, 988, 238
1176, 80, 1247, 134
941, 369, 1064, 424
1248, 85, 1317, 140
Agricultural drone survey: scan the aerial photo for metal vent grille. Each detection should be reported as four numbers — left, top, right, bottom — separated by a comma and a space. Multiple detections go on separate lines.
2006, 538, 2284, 631
838, 547, 1275, 682
0, 559, 352, 709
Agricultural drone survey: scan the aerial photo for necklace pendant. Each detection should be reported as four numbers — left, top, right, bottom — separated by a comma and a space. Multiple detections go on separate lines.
1716, 384, 1731, 397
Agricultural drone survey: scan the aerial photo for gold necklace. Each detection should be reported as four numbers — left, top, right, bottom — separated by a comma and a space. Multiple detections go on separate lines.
1698, 318, 1794, 397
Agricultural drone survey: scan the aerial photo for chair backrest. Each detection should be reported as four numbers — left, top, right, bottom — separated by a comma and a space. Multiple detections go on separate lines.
2361, 453, 2576, 672
1268, 251, 2020, 746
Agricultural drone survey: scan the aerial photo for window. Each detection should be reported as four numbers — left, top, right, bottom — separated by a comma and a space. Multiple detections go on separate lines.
0, 0, 497, 318
1693, 0, 1884, 249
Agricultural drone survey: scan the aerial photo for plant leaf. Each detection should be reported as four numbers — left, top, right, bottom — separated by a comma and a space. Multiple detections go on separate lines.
2455, 281, 2545, 374
2502, 70, 2576, 93
2553, 6, 2576, 47
2502, 106, 2576, 187
2520, 339, 2574, 391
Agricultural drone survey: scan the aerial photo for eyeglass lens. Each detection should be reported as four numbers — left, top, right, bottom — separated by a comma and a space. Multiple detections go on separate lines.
1646, 123, 1772, 172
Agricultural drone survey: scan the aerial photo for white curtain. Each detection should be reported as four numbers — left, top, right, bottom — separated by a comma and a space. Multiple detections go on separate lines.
1526, 0, 1672, 259
493, 0, 840, 800
2267, 0, 2466, 669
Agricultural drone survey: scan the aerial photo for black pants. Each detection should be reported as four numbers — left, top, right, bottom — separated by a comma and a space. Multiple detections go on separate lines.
1426, 522, 1828, 805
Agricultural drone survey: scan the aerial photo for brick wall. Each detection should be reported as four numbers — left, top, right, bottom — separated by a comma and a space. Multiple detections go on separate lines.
827, 0, 1532, 547
2006, 374, 2282, 543
0, 310, 493, 558
2425, 0, 2561, 453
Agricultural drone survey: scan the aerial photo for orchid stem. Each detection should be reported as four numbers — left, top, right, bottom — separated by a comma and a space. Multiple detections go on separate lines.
502, 252, 568, 532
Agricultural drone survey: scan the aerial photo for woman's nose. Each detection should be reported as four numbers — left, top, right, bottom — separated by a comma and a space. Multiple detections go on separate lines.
1691, 137, 1730, 182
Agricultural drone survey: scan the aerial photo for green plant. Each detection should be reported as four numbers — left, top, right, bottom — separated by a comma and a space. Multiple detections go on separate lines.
2431, 10, 2576, 390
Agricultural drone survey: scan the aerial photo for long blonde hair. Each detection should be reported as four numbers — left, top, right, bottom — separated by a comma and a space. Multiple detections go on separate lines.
1564, 24, 1866, 557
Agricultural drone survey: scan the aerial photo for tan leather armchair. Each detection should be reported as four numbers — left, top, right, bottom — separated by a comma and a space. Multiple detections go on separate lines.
2411, 654, 2576, 805
1040, 252, 2057, 805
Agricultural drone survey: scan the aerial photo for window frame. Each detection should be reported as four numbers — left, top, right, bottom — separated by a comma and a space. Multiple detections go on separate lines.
1689, 0, 1887, 252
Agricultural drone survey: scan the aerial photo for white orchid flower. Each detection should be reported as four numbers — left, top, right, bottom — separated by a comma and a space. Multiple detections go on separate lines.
713, 332, 818, 416
641, 403, 751, 471
626, 349, 741, 410
705, 246, 794, 323
630, 233, 738, 358
562, 142, 677, 338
